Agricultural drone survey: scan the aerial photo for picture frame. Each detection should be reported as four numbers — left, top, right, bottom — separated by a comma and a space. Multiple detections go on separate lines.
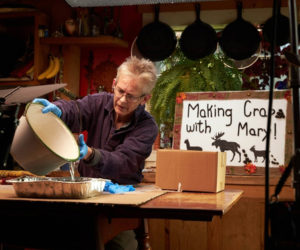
172, 90, 293, 185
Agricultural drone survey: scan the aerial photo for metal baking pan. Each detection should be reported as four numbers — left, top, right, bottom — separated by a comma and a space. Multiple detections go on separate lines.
7, 176, 107, 199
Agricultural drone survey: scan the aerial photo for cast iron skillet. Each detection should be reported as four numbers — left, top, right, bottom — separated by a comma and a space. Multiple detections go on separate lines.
136, 5, 177, 62
263, 9, 289, 46
219, 1, 261, 60
179, 3, 217, 60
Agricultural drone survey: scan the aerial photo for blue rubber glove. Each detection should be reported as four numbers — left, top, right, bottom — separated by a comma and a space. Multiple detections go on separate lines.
104, 181, 135, 194
78, 134, 88, 160
32, 98, 62, 118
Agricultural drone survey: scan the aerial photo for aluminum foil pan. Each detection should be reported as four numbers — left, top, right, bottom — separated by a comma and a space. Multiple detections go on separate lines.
7, 176, 107, 199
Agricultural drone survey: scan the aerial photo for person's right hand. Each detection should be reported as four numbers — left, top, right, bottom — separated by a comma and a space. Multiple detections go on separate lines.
32, 98, 62, 118
78, 134, 88, 160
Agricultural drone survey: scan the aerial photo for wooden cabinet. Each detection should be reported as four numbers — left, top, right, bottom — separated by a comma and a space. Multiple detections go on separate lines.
0, 10, 128, 95
148, 184, 295, 250
40, 36, 128, 96
0, 11, 49, 87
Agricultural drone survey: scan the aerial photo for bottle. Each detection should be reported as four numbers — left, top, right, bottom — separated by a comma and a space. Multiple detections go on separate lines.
38, 25, 45, 37
44, 29, 49, 38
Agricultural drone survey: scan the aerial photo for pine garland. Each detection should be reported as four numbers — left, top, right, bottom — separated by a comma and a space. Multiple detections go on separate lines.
150, 47, 242, 131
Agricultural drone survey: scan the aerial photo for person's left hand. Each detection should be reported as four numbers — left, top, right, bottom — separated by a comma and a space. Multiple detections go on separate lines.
32, 98, 62, 117
78, 134, 88, 160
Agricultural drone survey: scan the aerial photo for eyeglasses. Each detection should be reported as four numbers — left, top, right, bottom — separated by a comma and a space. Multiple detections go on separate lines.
113, 86, 145, 103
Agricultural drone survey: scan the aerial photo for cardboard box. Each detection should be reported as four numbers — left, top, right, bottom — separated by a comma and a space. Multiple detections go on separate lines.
155, 149, 226, 193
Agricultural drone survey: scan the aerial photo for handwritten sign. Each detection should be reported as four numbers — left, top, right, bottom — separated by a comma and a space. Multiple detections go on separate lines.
173, 90, 293, 171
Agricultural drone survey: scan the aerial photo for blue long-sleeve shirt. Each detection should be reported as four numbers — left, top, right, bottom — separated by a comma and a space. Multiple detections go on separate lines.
54, 92, 158, 184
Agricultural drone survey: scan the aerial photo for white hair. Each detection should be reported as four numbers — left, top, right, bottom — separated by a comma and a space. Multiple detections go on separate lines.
116, 56, 157, 94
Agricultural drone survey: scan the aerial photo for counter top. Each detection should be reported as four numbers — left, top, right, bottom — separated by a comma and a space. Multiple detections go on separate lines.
0, 184, 243, 249
0, 184, 243, 220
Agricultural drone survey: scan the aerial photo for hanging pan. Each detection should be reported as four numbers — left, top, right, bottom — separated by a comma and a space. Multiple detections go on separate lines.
179, 3, 217, 60
131, 36, 144, 59
219, 1, 261, 60
262, 8, 290, 46
223, 43, 261, 70
136, 4, 177, 62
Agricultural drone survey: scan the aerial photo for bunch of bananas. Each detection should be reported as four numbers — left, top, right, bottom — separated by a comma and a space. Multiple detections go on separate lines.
38, 56, 61, 80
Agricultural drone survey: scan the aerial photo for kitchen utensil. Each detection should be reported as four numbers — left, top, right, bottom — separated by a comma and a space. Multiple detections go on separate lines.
136, 4, 177, 62
179, 3, 217, 60
10, 103, 79, 176
131, 36, 144, 59
222, 43, 261, 70
262, 9, 290, 46
8, 176, 107, 199
219, 1, 261, 60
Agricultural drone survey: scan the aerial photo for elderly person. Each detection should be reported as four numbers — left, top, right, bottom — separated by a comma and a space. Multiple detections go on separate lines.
33, 56, 158, 250
34, 56, 158, 185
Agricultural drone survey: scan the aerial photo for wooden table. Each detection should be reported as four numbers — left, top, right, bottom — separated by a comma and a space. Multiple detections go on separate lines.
0, 185, 242, 249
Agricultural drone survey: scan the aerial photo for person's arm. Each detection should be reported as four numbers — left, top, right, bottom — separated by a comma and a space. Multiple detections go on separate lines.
54, 93, 108, 133
81, 116, 158, 184
54, 94, 158, 184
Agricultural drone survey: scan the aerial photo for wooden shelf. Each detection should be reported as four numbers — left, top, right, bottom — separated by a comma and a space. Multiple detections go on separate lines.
0, 10, 49, 87
0, 80, 40, 87
40, 36, 129, 48
0, 10, 41, 19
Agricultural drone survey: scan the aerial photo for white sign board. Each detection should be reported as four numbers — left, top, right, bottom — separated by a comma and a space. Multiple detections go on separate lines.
177, 96, 288, 167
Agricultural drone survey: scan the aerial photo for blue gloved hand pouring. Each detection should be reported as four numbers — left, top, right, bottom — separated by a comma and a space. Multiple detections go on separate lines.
78, 134, 88, 160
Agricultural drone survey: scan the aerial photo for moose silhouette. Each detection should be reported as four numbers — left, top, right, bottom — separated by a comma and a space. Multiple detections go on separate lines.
211, 132, 241, 162
250, 146, 266, 163
184, 139, 203, 151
